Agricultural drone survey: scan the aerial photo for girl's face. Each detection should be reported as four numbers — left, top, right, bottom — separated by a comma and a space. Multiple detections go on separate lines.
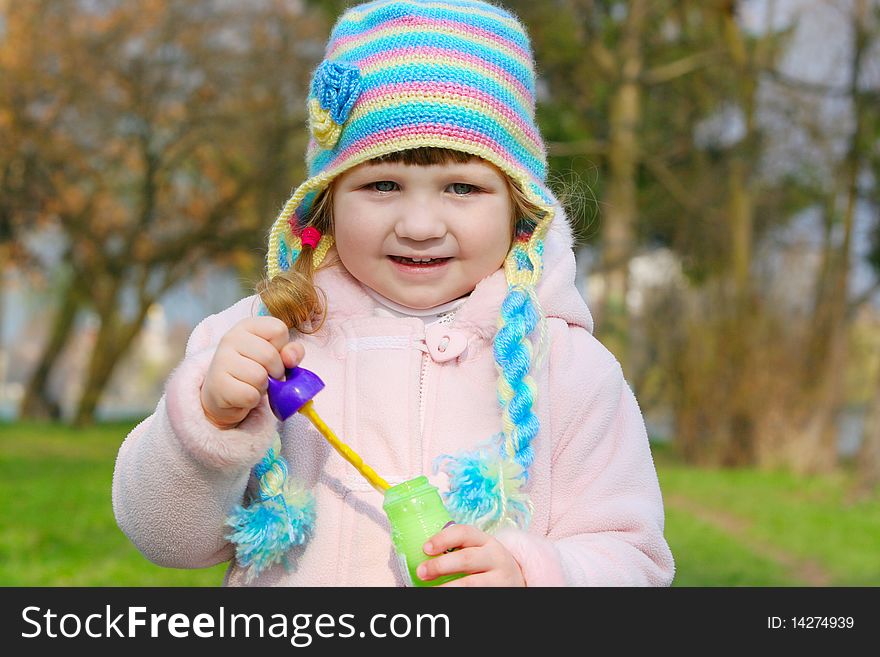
331, 158, 513, 309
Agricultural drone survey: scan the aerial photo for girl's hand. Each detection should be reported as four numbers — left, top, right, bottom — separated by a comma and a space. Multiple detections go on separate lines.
200, 316, 305, 430
416, 524, 526, 587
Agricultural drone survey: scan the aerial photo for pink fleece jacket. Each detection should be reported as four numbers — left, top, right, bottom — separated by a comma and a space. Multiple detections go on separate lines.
112, 205, 675, 587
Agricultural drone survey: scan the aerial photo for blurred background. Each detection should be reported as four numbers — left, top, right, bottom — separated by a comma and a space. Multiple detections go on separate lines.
1, 0, 878, 586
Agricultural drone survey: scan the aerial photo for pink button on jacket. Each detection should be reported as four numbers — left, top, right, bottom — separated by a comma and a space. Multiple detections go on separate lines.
112, 205, 675, 586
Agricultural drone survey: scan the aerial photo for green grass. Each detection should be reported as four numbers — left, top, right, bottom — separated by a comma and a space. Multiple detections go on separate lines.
1, 422, 878, 586
0, 420, 226, 586
663, 506, 793, 586
652, 443, 880, 586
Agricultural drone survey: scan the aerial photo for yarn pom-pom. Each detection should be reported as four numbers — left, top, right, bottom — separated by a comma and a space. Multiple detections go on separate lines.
225, 439, 315, 582
225, 490, 314, 582
433, 435, 532, 533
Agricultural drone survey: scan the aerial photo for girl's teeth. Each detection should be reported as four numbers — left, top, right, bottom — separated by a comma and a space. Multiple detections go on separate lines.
395, 256, 443, 263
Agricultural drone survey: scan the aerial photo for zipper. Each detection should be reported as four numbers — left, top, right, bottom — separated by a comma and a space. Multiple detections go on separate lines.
418, 348, 430, 438
416, 339, 431, 479
415, 311, 455, 471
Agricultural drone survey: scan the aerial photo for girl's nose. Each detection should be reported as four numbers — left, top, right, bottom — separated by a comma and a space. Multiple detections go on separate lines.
393, 201, 447, 241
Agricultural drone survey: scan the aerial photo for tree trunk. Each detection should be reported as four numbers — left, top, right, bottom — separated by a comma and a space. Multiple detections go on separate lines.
724, 158, 757, 466
719, 3, 758, 466
794, 0, 868, 474
597, 0, 646, 372
19, 268, 84, 420
71, 248, 186, 426
728, 160, 754, 304
72, 301, 151, 427
805, 196, 837, 379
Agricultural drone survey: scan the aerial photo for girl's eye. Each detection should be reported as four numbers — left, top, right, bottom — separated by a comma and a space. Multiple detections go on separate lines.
450, 183, 476, 195
367, 181, 478, 194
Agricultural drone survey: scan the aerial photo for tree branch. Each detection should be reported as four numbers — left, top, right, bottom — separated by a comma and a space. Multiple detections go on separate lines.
589, 41, 617, 78
642, 155, 702, 214
642, 49, 721, 85
761, 66, 853, 98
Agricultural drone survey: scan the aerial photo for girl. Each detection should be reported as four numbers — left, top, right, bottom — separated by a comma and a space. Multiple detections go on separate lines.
112, 0, 675, 587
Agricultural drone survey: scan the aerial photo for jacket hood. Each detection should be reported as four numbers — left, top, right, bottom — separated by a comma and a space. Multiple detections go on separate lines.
312, 202, 593, 339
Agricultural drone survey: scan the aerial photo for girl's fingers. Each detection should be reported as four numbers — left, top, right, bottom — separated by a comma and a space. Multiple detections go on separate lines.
240, 316, 291, 352
235, 332, 286, 379
423, 523, 488, 556
417, 547, 490, 582
417, 524, 489, 580
217, 372, 263, 410
227, 355, 274, 395
281, 342, 305, 369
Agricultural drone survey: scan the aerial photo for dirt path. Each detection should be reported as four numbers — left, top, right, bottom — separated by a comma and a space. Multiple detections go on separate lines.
665, 493, 833, 586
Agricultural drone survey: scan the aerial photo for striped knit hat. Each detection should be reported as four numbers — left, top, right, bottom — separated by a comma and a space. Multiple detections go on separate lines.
236, 0, 556, 580
266, 0, 555, 279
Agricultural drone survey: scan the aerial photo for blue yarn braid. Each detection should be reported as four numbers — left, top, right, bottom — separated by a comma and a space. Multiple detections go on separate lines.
494, 285, 541, 474
436, 225, 548, 531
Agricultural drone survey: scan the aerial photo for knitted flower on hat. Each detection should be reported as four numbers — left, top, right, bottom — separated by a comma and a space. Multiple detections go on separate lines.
308, 60, 362, 149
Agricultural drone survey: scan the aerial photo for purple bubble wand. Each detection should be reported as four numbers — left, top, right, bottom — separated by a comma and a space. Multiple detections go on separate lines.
267, 367, 390, 494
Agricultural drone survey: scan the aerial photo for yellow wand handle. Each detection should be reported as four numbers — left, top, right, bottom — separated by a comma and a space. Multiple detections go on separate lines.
298, 400, 391, 494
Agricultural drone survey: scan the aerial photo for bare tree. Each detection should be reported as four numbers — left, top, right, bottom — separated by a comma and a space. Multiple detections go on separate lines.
3, 0, 327, 424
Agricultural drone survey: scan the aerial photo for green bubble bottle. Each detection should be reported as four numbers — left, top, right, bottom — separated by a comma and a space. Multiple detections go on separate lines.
383, 476, 466, 587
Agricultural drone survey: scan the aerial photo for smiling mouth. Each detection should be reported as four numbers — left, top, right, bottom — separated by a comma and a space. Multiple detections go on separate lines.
388, 256, 452, 266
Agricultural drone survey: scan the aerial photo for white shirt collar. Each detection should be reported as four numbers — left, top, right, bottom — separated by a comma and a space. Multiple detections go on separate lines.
362, 285, 469, 325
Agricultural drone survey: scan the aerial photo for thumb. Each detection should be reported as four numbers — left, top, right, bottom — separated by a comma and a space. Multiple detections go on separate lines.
280, 341, 306, 369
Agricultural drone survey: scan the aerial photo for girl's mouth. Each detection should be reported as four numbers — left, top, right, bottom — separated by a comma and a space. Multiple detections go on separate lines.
388, 256, 452, 267
388, 255, 453, 275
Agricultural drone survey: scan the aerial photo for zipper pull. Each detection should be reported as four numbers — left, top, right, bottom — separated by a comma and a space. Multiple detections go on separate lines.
424, 324, 468, 362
